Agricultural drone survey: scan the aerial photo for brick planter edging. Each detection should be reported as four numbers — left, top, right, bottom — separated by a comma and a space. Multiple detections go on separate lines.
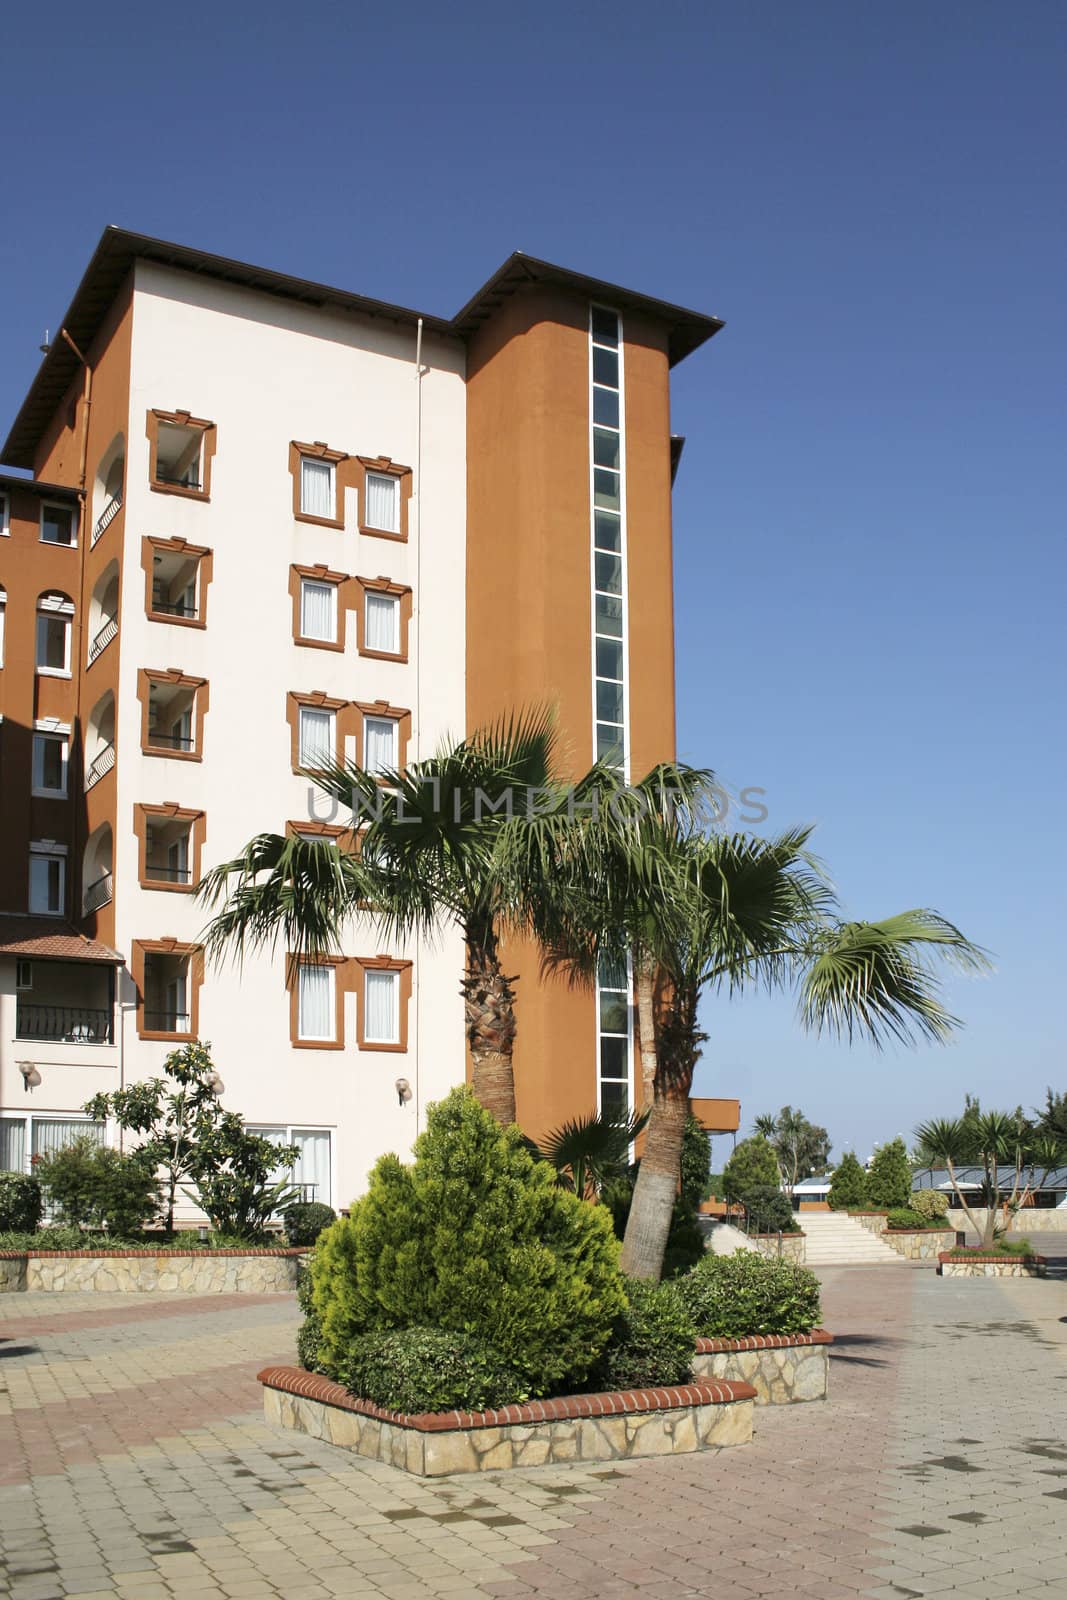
938, 1251, 1048, 1279
694, 1328, 832, 1353
691, 1328, 832, 1404
257, 1365, 754, 1432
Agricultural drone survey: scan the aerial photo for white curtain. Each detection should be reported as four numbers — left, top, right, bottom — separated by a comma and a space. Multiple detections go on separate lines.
32, 1119, 104, 1158
300, 458, 334, 519
298, 964, 334, 1040
0, 1117, 26, 1170
364, 716, 397, 774
365, 592, 399, 653
300, 707, 334, 767
293, 1129, 331, 1203
365, 969, 398, 1043
301, 580, 336, 641
365, 473, 398, 531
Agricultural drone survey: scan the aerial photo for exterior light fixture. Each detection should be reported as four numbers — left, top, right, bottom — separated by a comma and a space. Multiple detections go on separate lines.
395, 1077, 411, 1106
206, 1071, 225, 1095
197, 1224, 210, 1243
18, 1062, 42, 1092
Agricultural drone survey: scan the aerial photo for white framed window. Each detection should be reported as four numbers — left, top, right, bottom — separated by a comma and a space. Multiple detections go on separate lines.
364, 715, 398, 775
300, 457, 335, 520
364, 968, 400, 1044
40, 501, 77, 546
0, 492, 9, 535
0, 586, 6, 667
297, 963, 335, 1042
365, 591, 400, 654
298, 706, 335, 768
300, 578, 338, 643
0, 1115, 104, 1174
246, 1124, 332, 1205
29, 844, 67, 915
36, 595, 74, 676
365, 472, 400, 533
32, 730, 70, 796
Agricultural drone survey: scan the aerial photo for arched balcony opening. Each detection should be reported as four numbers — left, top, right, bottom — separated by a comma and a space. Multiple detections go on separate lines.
91, 434, 125, 547
85, 691, 115, 791
87, 561, 120, 665
82, 823, 114, 914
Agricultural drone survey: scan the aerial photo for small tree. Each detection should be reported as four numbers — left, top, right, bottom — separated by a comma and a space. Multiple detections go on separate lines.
866, 1137, 912, 1209
828, 1151, 868, 1209
722, 1135, 780, 1205
753, 1107, 831, 1193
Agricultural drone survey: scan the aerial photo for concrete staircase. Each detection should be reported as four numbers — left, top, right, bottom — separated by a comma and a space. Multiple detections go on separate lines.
800, 1212, 905, 1265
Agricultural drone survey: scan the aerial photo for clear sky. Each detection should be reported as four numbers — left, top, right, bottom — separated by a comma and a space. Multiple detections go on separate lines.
2, 0, 1063, 1160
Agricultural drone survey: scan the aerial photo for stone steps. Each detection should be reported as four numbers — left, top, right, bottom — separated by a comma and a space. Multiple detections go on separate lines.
799, 1213, 905, 1265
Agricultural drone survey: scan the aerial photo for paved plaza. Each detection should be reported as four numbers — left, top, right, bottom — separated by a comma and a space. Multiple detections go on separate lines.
2, 1245, 1066, 1600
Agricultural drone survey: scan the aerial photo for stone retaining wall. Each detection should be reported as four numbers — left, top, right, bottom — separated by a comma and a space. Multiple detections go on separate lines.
746, 1232, 806, 1263
0, 1250, 305, 1293
691, 1329, 831, 1403
884, 1229, 958, 1260
938, 1252, 1047, 1278
258, 1366, 756, 1477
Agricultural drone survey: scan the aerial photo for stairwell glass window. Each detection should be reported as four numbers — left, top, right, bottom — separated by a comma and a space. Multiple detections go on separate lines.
365, 472, 400, 533
297, 963, 335, 1042
29, 845, 66, 915
364, 716, 398, 775
298, 706, 335, 768
0, 492, 8, 535
36, 595, 73, 677
300, 457, 335, 520
365, 592, 400, 654
364, 968, 399, 1045
300, 579, 338, 643
40, 502, 76, 546
32, 731, 69, 797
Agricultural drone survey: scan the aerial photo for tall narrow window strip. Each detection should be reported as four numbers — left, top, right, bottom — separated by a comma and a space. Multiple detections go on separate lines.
365, 473, 400, 532
29, 852, 65, 915
365, 592, 400, 653
364, 716, 398, 774
32, 734, 68, 795
300, 579, 337, 642
299, 706, 335, 768
298, 964, 334, 1041
300, 457, 335, 520
365, 969, 399, 1044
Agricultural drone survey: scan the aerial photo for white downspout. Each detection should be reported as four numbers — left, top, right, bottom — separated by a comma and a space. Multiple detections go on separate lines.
413, 317, 425, 1127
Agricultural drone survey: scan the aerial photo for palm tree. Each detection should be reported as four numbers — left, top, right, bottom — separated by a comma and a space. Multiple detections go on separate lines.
200, 710, 589, 1127
525, 1108, 648, 1198
914, 1112, 1064, 1248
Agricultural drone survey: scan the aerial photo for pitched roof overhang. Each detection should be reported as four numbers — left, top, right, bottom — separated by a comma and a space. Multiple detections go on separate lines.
0, 916, 124, 964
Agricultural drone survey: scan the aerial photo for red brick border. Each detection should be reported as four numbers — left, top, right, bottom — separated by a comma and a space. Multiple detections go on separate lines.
0, 1248, 306, 1259
257, 1365, 756, 1433
937, 1250, 1046, 1264
694, 1328, 834, 1354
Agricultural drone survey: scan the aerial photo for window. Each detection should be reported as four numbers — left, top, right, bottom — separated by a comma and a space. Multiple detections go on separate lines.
0, 492, 8, 535
32, 731, 69, 797
36, 595, 73, 676
0, 1117, 104, 1175
299, 706, 335, 768
246, 1125, 332, 1205
140, 948, 196, 1036
297, 963, 336, 1042
143, 537, 212, 628
0, 585, 5, 667
154, 420, 204, 489
365, 591, 400, 655
597, 951, 630, 1121
590, 305, 626, 774
29, 845, 66, 915
300, 457, 335, 520
40, 502, 76, 546
364, 968, 399, 1045
141, 671, 207, 758
300, 578, 338, 643
364, 715, 398, 775
365, 472, 400, 533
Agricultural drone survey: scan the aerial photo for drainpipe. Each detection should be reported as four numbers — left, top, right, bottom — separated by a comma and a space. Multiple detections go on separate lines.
412, 317, 424, 1125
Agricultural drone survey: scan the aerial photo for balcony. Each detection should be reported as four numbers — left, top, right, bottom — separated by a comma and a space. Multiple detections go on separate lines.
16, 1003, 114, 1044
144, 861, 192, 885
84, 741, 115, 791
83, 872, 114, 914
143, 1008, 190, 1033
92, 495, 122, 547
88, 614, 118, 664
151, 597, 198, 619
146, 728, 195, 753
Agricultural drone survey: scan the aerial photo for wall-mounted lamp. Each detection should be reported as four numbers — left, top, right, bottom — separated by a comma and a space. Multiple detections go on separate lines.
395, 1077, 412, 1106
206, 1071, 225, 1096
18, 1062, 42, 1093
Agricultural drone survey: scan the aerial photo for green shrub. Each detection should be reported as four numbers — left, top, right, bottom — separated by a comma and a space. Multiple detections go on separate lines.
589, 1279, 695, 1392
186, 1118, 301, 1241
886, 1207, 945, 1230
722, 1135, 780, 1204
311, 1088, 625, 1396
741, 1185, 800, 1233
676, 1250, 822, 1338
295, 1258, 325, 1370
680, 1114, 713, 1207
33, 1139, 160, 1234
866, 1137, 912, 1210
283, 1201, 337, 1246
0, 1226, 85, 1252
828, 1151, 868, 1209
911, 1188, 950, 1220
339, 1327, 528, 1414
0, 1172, 42, 1232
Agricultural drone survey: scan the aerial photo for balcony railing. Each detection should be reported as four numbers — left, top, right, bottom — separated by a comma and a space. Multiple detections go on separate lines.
151, 598, 198, 619
17, 1003, 114, 1044
84, 742, 115, 791
143, 1009, 191, 1033
92, 495, 122, 547
146, 729, 195, 752
154, 470, 201, 490
145, 862, 192, 884
88, 614, 118, 664
83, 872, 114, 913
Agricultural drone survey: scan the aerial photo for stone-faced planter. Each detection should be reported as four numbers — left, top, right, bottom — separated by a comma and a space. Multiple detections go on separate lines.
258, 1366, 756, 1477
691, 1329, 831, 1403
884, 1228, 958, 1261
746, 1231, 806, 1263
0, 1249, 306, 1294
938, 1251, 1047, 1279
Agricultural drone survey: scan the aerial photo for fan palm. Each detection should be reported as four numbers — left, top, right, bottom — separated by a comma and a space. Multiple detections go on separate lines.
525, 1108, 649, 1198
915, 1111, 1063, 1247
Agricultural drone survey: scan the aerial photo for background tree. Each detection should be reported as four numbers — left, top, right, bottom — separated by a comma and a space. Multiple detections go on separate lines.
914, 1110, 1064, 1248
679, 1113, 713, 1210
722, 1134, 781, 1204
828, 1150, 869, 1209
866, 1136, 913, 1209
753, 1106, 831, 1193
1036, 1088, 1067, 1143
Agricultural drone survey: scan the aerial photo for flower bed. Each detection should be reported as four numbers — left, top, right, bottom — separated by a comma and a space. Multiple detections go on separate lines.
938, 1250, 1047, 1279
0, 1248, 306, 1293
258, 1364, 756, 1476
690, 1329, 832, 1403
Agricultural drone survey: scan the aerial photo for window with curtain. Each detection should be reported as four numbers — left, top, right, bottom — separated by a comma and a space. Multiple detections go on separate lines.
31, 1119, 104, 1159
299, 706, 335, 767
365, 472, 399, 532
298, 963, 335, 1041
365, 592, 399, 654
292, 1128, 331, 1201
300, 579, 337, 642
364, 716, 398, 775
300, 457, 335, 519
364, 968, 399, 1044
0, 1117, 27, 1170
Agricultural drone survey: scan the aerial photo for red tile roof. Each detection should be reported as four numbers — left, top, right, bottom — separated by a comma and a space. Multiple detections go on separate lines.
0, 916, 123, 963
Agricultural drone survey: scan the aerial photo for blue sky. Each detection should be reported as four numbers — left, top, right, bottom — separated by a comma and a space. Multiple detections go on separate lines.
2, 1, 1063, 1159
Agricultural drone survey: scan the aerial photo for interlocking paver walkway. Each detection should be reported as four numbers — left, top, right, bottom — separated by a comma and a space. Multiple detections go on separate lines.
1, 1244, 1065, 1599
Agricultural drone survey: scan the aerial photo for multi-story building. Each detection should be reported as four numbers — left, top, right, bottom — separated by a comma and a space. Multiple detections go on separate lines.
0, 229, 738, 1207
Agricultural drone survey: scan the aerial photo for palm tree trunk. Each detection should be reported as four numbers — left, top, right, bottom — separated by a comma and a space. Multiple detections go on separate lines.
635, 959, 658, 1112
461, 936, 518, 1127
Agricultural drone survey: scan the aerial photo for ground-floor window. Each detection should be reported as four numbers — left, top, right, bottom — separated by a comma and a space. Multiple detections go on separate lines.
0, 1113, 105, 1172
246, 1124, 332, 1208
